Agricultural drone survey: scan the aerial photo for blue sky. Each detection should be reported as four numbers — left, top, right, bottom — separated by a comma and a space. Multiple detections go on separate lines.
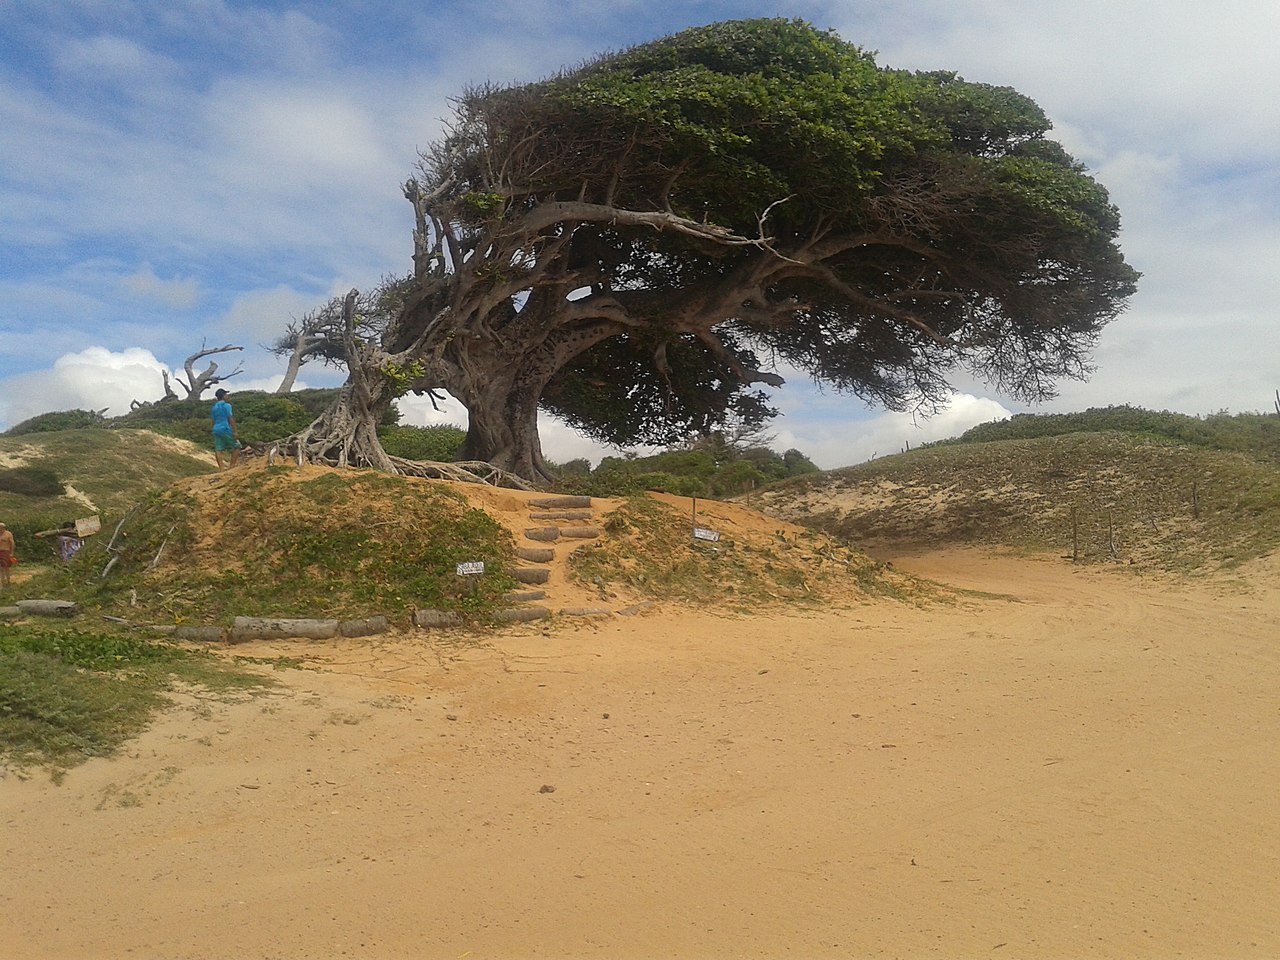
2, 0, 1277, 467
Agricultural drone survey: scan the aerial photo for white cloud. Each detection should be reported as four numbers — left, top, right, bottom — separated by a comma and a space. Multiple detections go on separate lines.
0, 346, 171, 428
206, 81, 398, 188
770, 393, 1014, 469
120, 263, 202, 310
54, 33, 181, 87
232, 375, 305, 395
394, 392, 469, 431
220, 285, 328, 340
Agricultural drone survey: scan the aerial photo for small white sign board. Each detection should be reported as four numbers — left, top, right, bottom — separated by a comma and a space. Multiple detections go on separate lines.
692, 527, 721, 542
456, 561, 485, 576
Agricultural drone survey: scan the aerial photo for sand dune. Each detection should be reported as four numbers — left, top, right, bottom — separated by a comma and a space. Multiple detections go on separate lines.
3, 543, 1278, 959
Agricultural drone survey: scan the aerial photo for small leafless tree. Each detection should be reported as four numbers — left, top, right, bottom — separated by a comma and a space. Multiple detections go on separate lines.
172, 342, 244, 401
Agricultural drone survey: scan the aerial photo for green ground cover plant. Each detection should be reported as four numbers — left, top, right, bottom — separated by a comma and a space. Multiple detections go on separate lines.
0, 625, 268, 776
937, 405, 1280, 463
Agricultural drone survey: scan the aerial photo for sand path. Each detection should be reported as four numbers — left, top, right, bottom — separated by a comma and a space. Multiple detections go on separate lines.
3, 548, 1278, 959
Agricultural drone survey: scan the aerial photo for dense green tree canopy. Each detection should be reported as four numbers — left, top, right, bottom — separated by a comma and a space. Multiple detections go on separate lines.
290, 18, 1137, 483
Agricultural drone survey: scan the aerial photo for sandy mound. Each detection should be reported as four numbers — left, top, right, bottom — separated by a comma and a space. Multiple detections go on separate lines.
89, 460, 917, 626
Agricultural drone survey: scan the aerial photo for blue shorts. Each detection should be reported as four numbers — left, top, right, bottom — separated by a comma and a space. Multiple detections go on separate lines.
213, 431, 241, 452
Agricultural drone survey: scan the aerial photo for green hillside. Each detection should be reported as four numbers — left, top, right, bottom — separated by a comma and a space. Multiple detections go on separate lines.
0, 429, 215, 556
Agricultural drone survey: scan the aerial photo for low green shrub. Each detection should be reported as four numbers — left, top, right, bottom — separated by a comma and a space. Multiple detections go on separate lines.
378, 424, 466, 462
5, 409, 108, 436
0, 466, 63, 497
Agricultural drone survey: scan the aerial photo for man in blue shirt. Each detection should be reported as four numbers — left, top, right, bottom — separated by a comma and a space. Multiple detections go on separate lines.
211, 388, 242, 469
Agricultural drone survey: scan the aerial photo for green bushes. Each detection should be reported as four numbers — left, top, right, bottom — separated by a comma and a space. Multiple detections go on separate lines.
553, 443, 822, 498
0, 466, 63, 497
5, 409, 107, 436
378, 424, 467, 462
943, 405, 1280, 463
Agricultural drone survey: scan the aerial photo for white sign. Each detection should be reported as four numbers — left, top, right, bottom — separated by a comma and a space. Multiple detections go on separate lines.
456, 561, 485, 576
692, 527, 721, 542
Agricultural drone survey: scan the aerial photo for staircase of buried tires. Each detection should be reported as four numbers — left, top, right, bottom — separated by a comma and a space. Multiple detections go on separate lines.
413, 495, 619, 629
500, 494, 618, 622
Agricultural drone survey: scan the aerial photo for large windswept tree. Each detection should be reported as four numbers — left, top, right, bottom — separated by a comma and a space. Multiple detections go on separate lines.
286, 18, 1138, 483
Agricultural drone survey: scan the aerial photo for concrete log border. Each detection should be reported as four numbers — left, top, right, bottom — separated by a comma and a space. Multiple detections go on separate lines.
16, 599, 78, 617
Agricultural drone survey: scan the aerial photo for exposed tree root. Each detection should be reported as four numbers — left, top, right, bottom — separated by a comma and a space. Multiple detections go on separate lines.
267, 435, 536, 491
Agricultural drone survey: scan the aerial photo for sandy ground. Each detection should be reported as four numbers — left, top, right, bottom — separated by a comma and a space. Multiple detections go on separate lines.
3, 547, 1279, 959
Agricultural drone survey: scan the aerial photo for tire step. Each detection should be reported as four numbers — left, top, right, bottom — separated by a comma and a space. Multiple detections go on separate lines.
493, 606, 551, 623
511, 567, 550, 584
529, 510, 593, 522
559, 607, 613, 618
516, 546, 555, 562
504, 589, 546, 603
530, 495, 592, 509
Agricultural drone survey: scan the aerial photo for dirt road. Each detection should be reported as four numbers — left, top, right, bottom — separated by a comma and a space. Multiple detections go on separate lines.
3, 549, 1278, 959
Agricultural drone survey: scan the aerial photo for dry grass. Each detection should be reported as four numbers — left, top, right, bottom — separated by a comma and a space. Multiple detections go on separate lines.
756, 432, 1280, 571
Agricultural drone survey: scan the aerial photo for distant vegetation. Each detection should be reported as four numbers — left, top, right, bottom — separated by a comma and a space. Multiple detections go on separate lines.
935, 405, 1280, 463
556, 441, 819, 499
4, 408, 110, 435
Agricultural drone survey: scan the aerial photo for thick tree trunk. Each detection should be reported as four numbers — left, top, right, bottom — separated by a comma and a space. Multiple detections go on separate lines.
458, 385, 553, 484
284, 290, 573, 486
448, 337, 561, 485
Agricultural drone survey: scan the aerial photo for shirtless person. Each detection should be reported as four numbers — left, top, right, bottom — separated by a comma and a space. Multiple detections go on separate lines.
0, 521, 15, 589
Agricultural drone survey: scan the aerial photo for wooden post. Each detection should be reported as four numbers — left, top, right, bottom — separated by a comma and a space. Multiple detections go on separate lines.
1071, 505, 1079, 562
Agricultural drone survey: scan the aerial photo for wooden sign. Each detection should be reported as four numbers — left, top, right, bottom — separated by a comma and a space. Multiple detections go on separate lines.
692, 527, 720, 542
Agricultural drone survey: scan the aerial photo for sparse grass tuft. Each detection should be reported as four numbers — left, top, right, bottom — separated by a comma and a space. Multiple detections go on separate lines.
569, 495, 919, 608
